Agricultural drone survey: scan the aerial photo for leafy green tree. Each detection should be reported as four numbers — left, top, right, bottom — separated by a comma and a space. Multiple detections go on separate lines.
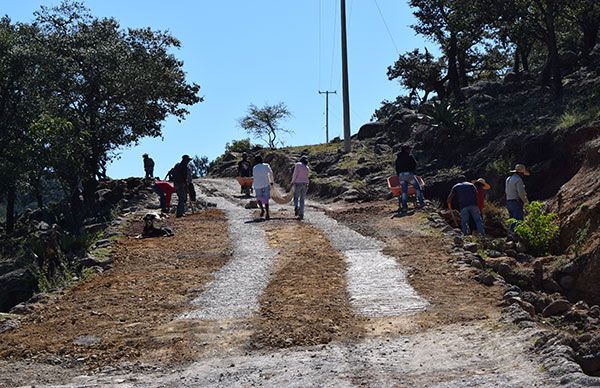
238, 103, 292, 149
409, 0, 494, 98
387, 48, 446, 103
0, 17, 46, 233
189, 155, 209, 178
566, 0, 600, 60
510, 201, 559, 256
34, 1, 202, 212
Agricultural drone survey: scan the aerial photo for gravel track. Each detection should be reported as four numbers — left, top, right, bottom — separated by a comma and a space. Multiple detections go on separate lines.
306, 210, 429, 317
179, 195, 278, 320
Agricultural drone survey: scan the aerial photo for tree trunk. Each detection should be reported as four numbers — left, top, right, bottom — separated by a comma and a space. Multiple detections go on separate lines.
542, 3, 563, 97
520, 45, 531, 73
82, 177, 98, 214
457, 49, 469, 87
5, 186, 16, 234
446, 33, 463, 100
513, 47, 521, 74
581, 15, 600, 59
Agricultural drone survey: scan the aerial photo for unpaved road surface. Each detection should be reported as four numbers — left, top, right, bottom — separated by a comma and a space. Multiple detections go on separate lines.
0, 178, 556, 387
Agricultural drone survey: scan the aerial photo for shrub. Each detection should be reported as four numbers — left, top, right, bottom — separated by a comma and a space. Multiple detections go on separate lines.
509, 201, 559, 256
482, 202, 508, 236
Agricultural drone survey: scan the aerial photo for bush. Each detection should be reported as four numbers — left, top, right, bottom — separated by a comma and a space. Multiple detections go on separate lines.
482, 202, 508, 236
225, 138, 254, 154
509, 201, 559, 256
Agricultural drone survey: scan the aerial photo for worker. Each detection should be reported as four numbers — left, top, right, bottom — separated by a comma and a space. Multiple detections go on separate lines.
143, 153, 155, 179
152, 179, 175, 212
472, 178, 491, 213
506, 164, 530, 233
252, 154, 274, 220
394, 144, 425, 212
170, 155, 192, 218
447, 176, 485, 236
291, 155, 310, 220
238, 153, 253, 194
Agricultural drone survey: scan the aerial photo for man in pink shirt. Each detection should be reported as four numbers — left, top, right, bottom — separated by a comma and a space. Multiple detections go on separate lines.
291, 155, 310, 220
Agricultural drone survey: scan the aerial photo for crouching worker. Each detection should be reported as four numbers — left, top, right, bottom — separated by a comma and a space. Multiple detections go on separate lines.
252, 154, 274, 220
137, 212, 174, 239
447, 176, 485, 236
153, 179, 175, 213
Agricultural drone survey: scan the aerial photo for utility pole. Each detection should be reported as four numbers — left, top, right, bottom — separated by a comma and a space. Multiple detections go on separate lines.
319, 90, 336, 144
340, 0, 351, 153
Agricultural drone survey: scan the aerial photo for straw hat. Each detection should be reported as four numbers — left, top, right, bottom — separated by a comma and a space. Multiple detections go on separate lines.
472, 178, 491, 190
510, 164, 530, 176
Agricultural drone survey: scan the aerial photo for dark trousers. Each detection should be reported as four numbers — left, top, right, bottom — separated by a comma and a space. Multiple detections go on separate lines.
188, 182, 197, 202
507, 199, 524, 233
175, 183, 187, 217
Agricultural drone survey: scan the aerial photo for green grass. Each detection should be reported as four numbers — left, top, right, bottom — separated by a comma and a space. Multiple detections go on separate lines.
555, 106, 600, 130
284, 142, 342, 156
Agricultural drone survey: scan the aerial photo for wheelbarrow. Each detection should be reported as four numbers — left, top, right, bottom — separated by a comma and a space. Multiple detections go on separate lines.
236, 176, 254, 197
387, 175, 425, 207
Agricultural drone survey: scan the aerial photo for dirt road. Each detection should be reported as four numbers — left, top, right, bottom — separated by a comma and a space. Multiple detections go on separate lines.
0, 178, 555, 387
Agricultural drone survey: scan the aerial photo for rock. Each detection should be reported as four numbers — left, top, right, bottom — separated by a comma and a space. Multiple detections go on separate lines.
0, 318, 20, 334
543, 277, 563, 294
516, 253, 533, 263
505, 249, 518, 258
453, 236, 464, 247
474, 271, 495, 286
521, 291, 547, 314
578, 353, 600, 375
506, 297, 536, 318
503, 72, 520, 84
355, 166, 371, 177
497, 263, 513, 277
542, 300, 572, 317
9, 303, 31, 315
590, 305, 600, 318
488, 250, 502, 258
464, 242, 478, 253
78, 253, 113, 269
559, 275, 576, 290
94, 239, 111, 248
357, 122, 385, 140
245, 200, 259, 209
73, 335, 101, 346
504, 241, 515, 250
0, 269, 38, 312
504, 302, 534, 324
373, 144, 391, 155
504, 291, 521, 299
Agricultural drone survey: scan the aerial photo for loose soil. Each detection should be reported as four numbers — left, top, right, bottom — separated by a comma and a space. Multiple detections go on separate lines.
0, 209, 230, 372
0, 179, 556, 387
326, 201, 504, 335
250, 222, 363, 348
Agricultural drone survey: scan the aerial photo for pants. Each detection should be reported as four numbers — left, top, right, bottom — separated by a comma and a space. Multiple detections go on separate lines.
293, 183, 308, 217
255, 186, 270, 205
399, 172, 425, 210
460, 205, 485, 235
153, 185, 166, 210
145, 168, 154, 179
506, 199, 524, 233
188, 182, 197, 202
175, 183, 187, 217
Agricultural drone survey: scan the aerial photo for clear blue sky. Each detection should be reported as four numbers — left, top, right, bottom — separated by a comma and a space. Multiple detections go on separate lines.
5, 1, 438, 178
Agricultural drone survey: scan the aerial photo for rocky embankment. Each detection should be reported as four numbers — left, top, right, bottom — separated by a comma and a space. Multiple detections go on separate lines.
0, 178, 156, 315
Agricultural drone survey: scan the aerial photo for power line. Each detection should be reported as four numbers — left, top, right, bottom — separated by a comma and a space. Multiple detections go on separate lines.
373, 0, 399, 55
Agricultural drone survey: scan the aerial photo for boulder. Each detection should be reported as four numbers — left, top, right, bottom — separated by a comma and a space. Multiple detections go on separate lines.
0, 269, 38, 312
542, 299, 572, 317
503, 72, 520, 84
357, 122, 385, 140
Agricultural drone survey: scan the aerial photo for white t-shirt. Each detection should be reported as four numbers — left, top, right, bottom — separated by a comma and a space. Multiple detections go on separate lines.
252, 163, 273, 189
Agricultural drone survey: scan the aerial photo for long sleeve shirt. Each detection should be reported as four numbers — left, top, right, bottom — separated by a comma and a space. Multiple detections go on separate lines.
291, 162, 309, 184
505, 174, 529, 204
395, 152, 417, 174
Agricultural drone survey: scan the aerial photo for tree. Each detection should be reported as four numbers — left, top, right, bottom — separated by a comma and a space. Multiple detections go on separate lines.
238, 103, 292, 149
409, 0, 493, 99
387, 48, 446, 103
0, 17, 46, 233
189, 155, 209, 178
34, 1, 202, 214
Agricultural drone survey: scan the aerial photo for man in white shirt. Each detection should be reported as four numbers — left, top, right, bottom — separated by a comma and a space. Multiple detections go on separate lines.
252, 154, 274, 220
505, 163, 530, 233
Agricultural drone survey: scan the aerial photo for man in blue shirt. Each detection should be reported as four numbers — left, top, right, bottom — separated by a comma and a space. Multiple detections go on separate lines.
447, 177, 485, 236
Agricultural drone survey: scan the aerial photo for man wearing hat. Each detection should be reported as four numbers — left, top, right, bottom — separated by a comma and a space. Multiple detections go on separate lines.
143, 153, 155, 179
505, 164, 530, 232
291, 155, 310, 220
171, 154, 192, 217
